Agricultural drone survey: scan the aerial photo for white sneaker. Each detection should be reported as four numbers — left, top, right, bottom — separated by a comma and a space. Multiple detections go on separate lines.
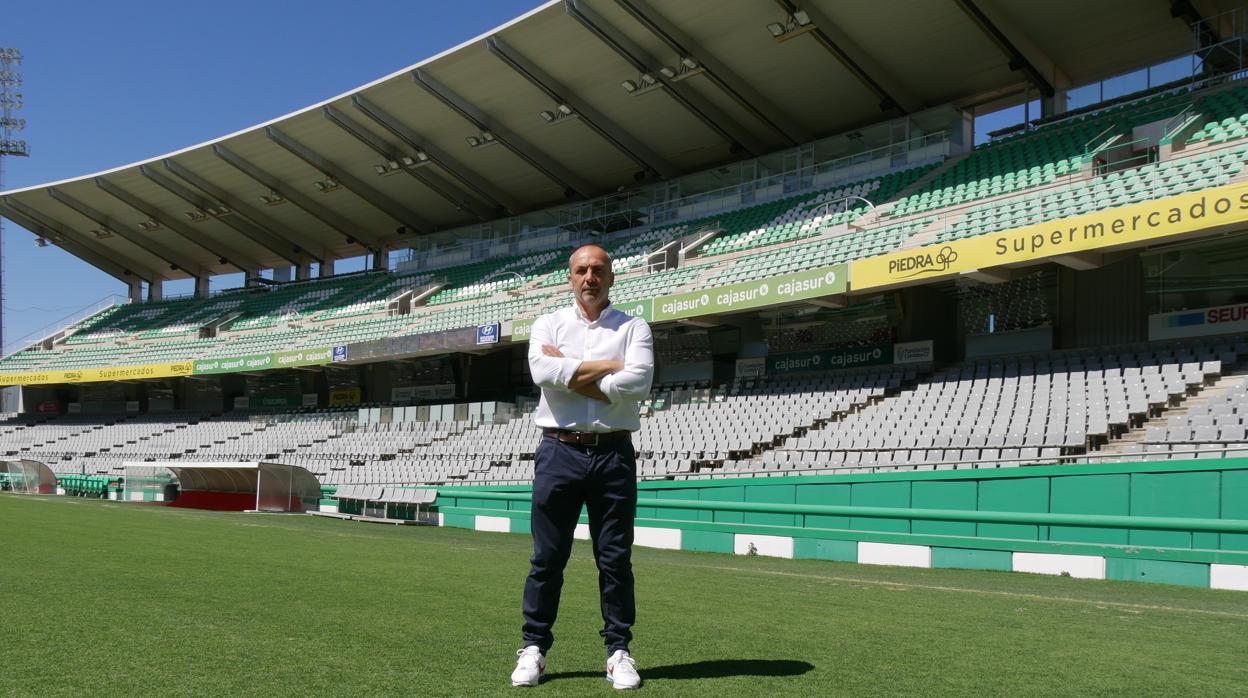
511, 646, 546, 687
606, 649, 640, 690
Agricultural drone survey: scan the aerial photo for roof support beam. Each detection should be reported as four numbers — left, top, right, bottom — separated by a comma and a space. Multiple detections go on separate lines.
352, 94, 524, 215
1173, 0, 1240, 74
140, 164, 310, 267
212, 144, 387, 252
94, 177, 263, 273
412, 68, 598, 199
0, 199, 160, 284
615, 0, 812, 145
953, 0, 1056, 98
565, 0, 768, 157
46, 187, 209, 277
1173, 0, 1220, 42
321, 104, 496, 221
974, 0, 1071, 96
160, 159, 327, 265
486, 35, 682, 180
775, 0, 922, 113
265, 126, 433, 234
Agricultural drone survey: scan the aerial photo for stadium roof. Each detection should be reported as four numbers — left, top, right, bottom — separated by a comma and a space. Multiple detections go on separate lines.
0, 0, 1232, 285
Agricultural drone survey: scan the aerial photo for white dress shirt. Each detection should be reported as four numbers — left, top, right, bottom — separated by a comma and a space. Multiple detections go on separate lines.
528, 302, 654, 433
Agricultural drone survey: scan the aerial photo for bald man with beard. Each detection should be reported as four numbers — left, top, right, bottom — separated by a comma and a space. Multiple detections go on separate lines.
510, 244, 654, 690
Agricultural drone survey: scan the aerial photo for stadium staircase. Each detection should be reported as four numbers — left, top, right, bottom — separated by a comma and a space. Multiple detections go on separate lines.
1098, 369, 1248, 461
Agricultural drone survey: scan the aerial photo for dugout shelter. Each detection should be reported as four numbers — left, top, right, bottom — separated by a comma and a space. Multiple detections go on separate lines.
122, 461, 321, 512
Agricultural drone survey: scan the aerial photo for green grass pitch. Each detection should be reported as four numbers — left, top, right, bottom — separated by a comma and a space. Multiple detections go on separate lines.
2, 493, 1246, 696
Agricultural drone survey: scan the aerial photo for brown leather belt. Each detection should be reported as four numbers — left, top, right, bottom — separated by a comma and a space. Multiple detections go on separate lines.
542, 428, 630, 447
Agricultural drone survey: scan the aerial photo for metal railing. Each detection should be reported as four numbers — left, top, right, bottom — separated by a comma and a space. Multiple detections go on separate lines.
395, 132, 950, 272
813, 195, 876, 225
1, 295, 127, 359
903, 132, 1245, 248
988, 66, 1229, 143
344, 443, 1248, 489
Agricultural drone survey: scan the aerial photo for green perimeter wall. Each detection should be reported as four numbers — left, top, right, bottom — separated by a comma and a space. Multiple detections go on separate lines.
434, 458, 1248, 587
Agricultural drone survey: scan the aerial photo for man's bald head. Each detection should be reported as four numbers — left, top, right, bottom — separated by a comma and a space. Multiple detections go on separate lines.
569, 244, 611, 269
568, 244, 614, 318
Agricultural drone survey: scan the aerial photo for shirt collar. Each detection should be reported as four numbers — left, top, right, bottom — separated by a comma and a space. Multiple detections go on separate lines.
572, 300, 614, 325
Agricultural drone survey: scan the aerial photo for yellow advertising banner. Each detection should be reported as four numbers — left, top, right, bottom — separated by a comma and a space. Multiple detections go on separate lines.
851, 183, 1248, 291
328, 387, 362, 406
0, 361, 193, 386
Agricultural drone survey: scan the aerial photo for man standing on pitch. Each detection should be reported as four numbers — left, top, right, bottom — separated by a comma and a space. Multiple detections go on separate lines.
511, 244, 654, 690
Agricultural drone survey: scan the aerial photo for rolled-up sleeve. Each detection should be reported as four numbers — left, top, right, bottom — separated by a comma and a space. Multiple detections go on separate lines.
598, 319, 654, 405
528, 314, 580, 392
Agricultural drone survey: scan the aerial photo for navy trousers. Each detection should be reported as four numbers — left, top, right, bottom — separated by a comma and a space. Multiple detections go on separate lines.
521, 433, 637, 654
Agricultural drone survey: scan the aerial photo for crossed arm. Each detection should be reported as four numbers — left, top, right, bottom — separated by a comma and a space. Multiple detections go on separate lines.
527, 315, 653, 404
542, 344, 619, 401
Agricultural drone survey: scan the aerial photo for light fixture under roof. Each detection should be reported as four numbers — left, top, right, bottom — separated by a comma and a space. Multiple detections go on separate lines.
378, 152, 429, 175
540, 104, 579, 126
621, 72, 664, 96
767, 11, 817, 42
466, 131, 497, 150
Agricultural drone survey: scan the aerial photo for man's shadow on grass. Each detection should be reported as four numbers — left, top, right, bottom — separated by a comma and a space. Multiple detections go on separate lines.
545, 659, 814, 682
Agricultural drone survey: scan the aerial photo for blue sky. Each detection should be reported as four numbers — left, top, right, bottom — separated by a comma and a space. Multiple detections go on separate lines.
0, 0, 538, 350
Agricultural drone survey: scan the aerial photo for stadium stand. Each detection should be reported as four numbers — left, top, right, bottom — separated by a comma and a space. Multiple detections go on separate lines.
880, 88, 1195, 221
936, 143, 1248, 244
2, 78, 1245, 379
669, 165, 935, 258
4, 14, 1248, 538
8, 331, 1240, 491
1186, 85, 1248, 144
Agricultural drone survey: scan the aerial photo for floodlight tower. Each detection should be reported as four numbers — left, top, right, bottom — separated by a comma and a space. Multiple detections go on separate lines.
0, 47, 30, 354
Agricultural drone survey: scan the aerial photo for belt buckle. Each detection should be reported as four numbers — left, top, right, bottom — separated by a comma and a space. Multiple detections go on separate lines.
583, 432, 599, 446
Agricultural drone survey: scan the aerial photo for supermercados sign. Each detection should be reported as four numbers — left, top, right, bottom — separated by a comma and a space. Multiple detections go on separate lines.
0, 361, 193, 386
653, 263, 847, 321
853, 183, 1248, 291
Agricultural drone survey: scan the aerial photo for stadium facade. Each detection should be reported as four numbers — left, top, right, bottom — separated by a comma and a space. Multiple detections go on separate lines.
1, 0, 1248, 590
